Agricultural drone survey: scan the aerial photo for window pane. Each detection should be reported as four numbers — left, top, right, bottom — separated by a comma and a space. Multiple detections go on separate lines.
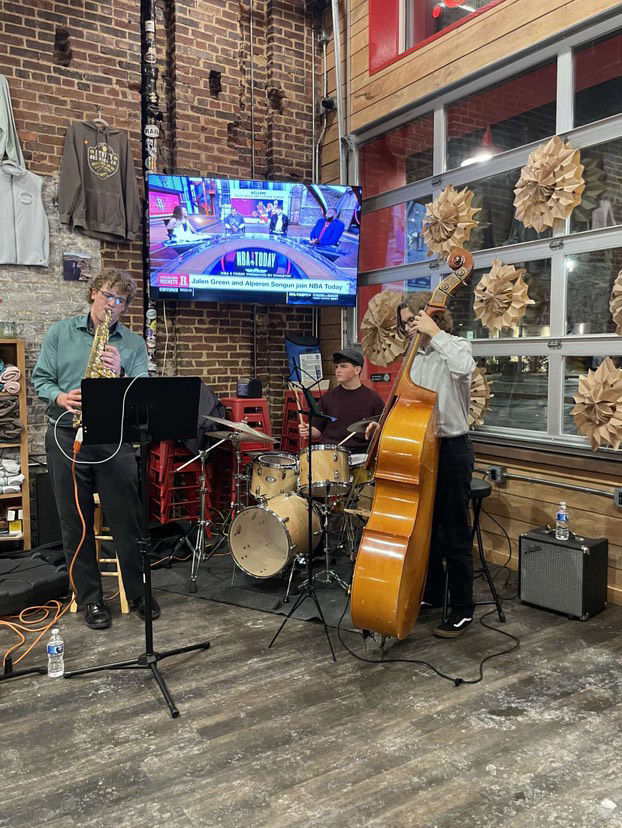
452, 259, 551, 340
406, 196, 433, 263
447, 62, 556, 170
574, 31, 622, 127
564, 356, 622, 435
359, 115, 434, 198
569, 138, 622, 233
465, 169, 552, 252
360, 205, 406, 270
474, 356, 548, 431
565, 249, 622, 335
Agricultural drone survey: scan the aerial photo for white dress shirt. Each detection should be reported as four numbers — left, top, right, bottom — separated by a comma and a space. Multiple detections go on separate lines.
409, 330, 475, 437
274, 215, 284, 233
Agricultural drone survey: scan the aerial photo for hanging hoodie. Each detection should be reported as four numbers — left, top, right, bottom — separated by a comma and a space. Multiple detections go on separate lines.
0, 75, 25, 167
58, 120, 141, 243
0, 160, 49, 266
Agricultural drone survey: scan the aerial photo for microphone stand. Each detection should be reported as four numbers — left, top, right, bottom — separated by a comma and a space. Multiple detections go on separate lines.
268, 373, 336, 660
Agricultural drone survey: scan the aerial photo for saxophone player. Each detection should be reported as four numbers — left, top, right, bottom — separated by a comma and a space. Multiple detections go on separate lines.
33, 269, 156, 630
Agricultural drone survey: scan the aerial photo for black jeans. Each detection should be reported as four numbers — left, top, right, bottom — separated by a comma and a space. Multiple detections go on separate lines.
424, 434, 475, 614
45, 426, 144, 606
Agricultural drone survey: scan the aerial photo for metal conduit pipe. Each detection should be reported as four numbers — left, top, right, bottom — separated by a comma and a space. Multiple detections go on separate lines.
330, 0, 347, 184
474, 467, 621, 505
311, 13, 316, 180
314, 32, 329, 183
249, 0, 255, 178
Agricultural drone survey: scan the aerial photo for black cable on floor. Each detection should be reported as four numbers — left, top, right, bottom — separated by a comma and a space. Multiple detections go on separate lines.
336, 594, 520, 686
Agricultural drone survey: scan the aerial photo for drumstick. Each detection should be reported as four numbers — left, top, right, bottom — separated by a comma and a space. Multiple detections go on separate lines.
338, 431, 357, 447
289, 382, 305, 426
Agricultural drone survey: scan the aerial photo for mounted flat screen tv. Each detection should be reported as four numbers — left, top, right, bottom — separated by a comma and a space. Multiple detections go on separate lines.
148, 175, 362, 307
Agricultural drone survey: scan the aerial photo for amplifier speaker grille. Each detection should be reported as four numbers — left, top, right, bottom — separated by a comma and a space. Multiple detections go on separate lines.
519, 528, 608, 620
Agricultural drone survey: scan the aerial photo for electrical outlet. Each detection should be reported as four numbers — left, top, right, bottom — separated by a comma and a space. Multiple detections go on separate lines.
614, 488, 622, 508
489, 465, 506, 484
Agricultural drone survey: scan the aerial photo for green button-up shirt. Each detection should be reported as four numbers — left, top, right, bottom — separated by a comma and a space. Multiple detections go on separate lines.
32, 313, 149, 427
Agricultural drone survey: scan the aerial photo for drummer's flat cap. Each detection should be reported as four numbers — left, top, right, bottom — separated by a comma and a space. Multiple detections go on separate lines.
332, 345, 364, 367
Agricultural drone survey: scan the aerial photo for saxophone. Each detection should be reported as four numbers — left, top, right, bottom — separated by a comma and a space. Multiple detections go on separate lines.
72, 307, 116, 428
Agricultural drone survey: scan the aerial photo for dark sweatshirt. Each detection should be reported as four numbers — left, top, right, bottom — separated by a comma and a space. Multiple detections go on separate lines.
312, 383, 385, 453
58, 120, 141, 243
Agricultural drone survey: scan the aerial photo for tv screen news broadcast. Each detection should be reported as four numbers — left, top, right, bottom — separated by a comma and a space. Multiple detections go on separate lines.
148, 175, 362, 307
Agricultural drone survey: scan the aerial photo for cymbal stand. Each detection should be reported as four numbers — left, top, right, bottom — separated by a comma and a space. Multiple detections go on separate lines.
174, 438, 227, 593
282, 554, 307, 603
213, 433, 248, 558
313, 489, 349, 593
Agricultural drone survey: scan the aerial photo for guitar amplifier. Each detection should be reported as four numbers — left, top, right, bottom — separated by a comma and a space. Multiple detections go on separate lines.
519, 527, 608, 620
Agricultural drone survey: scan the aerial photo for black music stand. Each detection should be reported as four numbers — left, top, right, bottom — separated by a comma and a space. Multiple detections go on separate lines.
63, 376, 210, 718
268, 374, 336, 660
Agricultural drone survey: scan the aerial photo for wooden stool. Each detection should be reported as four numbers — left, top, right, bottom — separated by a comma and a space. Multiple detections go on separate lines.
69, 494, 130, 614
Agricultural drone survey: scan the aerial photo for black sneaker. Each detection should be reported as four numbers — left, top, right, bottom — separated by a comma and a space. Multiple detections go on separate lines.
434, 610, 473, 638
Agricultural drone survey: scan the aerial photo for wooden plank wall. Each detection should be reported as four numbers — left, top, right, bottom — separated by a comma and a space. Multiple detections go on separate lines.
317, 0, 622, 604
475, 452, 622, 605
320, 0, 622, 184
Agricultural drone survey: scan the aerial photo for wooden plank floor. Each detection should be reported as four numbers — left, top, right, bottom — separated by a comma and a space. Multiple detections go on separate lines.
2, 587, 622, 828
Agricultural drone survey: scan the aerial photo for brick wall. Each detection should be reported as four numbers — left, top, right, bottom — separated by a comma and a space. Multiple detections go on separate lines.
0, 0, 319, 456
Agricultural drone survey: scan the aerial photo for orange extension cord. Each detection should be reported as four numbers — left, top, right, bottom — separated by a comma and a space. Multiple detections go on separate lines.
1, 437, 196, 670
0, 441, 84, 670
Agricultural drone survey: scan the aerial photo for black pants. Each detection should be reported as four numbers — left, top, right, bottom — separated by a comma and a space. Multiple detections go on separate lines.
45, 426, 144, 606
424, 434, 475, 614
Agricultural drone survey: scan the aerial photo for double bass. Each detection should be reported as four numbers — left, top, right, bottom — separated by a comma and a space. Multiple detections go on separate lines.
351, 249, 474, 639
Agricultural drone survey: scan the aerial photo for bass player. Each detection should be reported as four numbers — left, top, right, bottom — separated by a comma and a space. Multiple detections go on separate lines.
366, 291, 475, 638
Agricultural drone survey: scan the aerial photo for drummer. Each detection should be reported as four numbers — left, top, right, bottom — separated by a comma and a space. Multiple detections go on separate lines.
298, 346, 384, 454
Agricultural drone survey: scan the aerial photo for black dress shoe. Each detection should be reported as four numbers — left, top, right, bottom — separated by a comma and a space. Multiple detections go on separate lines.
133, 595, 161, 621
84, 601, 111, 630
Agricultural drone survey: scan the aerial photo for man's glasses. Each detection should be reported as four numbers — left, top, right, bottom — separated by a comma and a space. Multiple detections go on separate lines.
99, 289, 127, 306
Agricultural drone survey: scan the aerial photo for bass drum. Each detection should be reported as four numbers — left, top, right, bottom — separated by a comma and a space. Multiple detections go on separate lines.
229, 492, 321, 578
250, 452, 298, 500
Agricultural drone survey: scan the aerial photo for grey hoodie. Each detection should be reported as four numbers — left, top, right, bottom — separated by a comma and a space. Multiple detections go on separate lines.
0, 160, 49, 266
0, 74, 25, 166
58, 120, 141, 243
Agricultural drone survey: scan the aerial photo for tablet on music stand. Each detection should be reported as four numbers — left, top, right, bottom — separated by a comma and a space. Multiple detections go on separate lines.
81, 376, 200, 445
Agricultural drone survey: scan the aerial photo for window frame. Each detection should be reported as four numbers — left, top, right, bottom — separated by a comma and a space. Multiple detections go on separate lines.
355, 8, 622, 457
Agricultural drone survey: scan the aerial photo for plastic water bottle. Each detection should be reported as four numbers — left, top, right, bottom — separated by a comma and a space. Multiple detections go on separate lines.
47, 628, 64, 678
555, 501, 569, 540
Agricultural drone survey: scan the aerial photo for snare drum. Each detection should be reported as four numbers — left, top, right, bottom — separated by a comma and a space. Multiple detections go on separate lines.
250, 452, 297, 500
229, 492, 321, 578
298, 444, 351, 497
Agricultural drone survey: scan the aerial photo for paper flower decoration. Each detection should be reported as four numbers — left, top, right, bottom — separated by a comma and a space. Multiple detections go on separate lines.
422, 185, 479, 258
468, 366, 493, 427
571, 153, 607, 226
360, 290, 408, 367
473, 259, 535, 332
610, 269, 622, 336
513, 136, 585, 233
571, 357, 622, 451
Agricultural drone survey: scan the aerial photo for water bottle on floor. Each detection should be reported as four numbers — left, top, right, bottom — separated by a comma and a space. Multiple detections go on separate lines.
555, 501, 569, 540
47, 628, 64, 678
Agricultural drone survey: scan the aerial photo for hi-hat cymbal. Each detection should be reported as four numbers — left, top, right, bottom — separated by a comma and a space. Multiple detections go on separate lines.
347, 415, 380, 434
207, 427, 277, 444
203, 414, 273, 439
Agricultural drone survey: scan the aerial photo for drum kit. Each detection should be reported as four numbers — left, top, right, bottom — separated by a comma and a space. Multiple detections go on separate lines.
180, 412, 379, 597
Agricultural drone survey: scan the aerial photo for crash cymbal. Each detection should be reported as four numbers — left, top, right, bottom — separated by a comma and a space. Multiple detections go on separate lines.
346, 415, 380, 434
207, 428, 277, 444
203, 414, 275, 440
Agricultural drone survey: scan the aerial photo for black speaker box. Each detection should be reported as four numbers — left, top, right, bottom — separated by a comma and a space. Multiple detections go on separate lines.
235, 378, 262, 398
519, 527, 608, 620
